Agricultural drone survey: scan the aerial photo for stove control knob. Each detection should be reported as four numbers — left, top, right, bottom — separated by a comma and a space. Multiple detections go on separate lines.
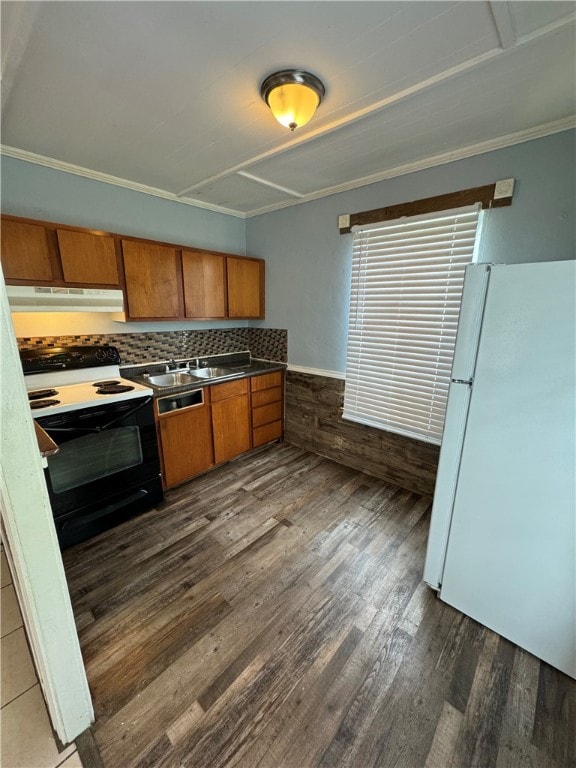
95, 349, 107, 361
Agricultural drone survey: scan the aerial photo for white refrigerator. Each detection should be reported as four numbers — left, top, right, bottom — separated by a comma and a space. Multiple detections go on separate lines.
424, 259, 576, 679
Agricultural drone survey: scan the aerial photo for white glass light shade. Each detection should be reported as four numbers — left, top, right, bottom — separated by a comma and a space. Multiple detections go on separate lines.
267, 83, 320, 131
261, 70, 325, 131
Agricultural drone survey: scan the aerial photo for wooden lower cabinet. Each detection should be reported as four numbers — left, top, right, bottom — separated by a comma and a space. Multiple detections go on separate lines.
211, 379, 251, 464
157, 398, 214, 488
250, 371, 284, 447
155, 371, 284, 488
253, 420, 283, 447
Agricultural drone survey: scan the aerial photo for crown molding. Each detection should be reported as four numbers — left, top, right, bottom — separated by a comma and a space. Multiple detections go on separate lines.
0, 145, 246, 219
246, 117, 576, 218
2, 116, 574, 221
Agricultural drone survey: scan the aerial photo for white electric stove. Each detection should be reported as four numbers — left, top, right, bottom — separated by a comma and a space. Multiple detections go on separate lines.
19, 344, 163, 550
22, 347, 152, 417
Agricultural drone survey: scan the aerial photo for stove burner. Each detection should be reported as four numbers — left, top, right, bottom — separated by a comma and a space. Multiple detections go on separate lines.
28, 389, 59, 400
30, 399, 60, 409
96, 384, 135, 395
92, 380, 121, 387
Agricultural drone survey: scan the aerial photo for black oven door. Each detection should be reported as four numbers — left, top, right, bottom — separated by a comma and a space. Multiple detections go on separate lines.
37, 397, 163, 547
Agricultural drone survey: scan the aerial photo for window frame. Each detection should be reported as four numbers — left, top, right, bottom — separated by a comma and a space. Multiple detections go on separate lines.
343, 204, 484, 445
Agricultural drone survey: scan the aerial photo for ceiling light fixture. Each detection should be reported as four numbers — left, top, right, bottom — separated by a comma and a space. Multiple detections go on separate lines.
260, 69, 325, 132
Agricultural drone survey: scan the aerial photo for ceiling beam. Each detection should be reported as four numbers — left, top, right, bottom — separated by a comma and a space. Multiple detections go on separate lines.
489, 2, 517, 50
176, 14, 574, 200
236, 172, 304, 198
1, 3, 41, 112
177, 47, 500, 197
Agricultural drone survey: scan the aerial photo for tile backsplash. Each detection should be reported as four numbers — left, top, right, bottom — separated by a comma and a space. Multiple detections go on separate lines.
17, 328, 287, 365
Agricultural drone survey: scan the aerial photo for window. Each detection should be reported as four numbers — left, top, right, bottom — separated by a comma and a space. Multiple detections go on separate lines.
343, 204, 481, 444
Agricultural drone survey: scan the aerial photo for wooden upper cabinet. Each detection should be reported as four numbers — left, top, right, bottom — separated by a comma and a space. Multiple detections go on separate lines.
227, 257, 264, 318
1, 214, 266, 319
56, 229, 119, 285
1, 220, 54, 282
122, 240, 181, 319
182, 250, 226, 318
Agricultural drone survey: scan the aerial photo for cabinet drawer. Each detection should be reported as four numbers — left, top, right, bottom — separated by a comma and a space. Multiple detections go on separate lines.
253, 420, 283, 447
251, 371, 283, 392
252, 401, 283, 428
211, 378, 248, 402
251, 386, 282, 408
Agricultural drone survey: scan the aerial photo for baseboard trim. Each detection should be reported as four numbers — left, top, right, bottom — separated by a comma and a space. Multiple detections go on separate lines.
287, 364, 345, 380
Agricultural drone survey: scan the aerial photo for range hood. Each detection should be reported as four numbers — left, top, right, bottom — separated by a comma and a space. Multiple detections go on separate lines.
7, 285, 124, 313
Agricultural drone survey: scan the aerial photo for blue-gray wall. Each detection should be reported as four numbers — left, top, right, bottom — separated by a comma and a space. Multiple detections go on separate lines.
1, 155, 245, 253
2, 131, 575, 351
247, 130, 576, 372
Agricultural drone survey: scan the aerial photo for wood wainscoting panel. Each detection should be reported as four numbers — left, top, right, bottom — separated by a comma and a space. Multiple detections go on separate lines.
284, 370, 440, 496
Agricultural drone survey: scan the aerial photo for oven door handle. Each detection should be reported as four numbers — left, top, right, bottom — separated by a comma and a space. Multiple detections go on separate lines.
99, 396, 153, 430
43, 426, 98, 435
42, 397, 153, 435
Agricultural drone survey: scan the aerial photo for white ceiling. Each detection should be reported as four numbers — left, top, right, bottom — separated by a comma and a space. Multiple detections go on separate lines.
1, 1, 575, 217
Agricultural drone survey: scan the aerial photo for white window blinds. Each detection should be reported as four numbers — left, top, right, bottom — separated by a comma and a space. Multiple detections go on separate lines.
343, 204, 481, 445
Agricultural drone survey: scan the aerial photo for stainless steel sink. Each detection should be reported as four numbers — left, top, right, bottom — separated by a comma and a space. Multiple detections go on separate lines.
145, 366, 246, 387
145, 372, 199, 387
187, 366, 240, 379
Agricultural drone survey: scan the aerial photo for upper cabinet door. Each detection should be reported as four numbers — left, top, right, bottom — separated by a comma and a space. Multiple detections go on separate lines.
182, 250, 226, 318
56, 229, 119, 286
122, 240, 182, 319
227, 257, 264, 318
1, 220, 54, 282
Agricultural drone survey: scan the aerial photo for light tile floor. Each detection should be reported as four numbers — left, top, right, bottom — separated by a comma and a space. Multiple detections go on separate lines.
1, 545, 85, 768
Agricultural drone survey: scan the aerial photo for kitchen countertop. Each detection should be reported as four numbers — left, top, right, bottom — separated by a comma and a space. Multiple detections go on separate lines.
121, 357, 286, 399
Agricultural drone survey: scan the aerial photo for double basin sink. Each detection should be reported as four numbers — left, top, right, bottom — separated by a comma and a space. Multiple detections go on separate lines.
145, 366, 245, 388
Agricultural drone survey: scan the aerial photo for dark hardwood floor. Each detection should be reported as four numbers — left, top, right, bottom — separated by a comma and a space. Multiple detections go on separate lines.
63, 443, 575, 768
